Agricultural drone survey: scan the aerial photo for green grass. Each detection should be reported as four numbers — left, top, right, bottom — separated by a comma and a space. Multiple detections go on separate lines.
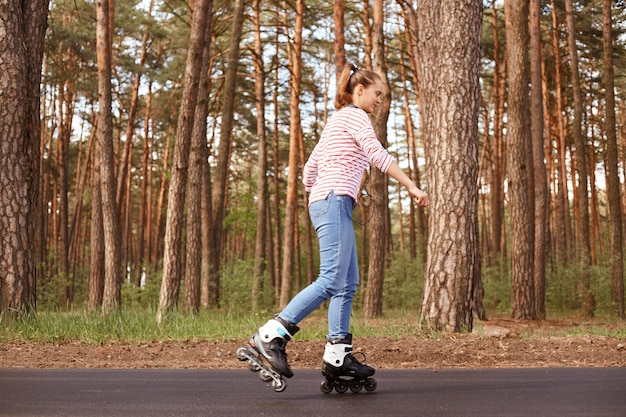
0, 308, 257, 344
0, 308, 427, 345
2, 306, 624, 345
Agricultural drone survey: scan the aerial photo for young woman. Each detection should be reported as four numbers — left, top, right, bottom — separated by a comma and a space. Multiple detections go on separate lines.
249, 63, 429, 382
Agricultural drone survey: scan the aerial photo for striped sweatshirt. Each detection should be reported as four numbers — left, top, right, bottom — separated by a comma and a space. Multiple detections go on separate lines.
303, 106, 395, 205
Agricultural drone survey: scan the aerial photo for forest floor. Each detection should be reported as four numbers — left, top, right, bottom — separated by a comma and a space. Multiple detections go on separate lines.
2, 317, 625, 370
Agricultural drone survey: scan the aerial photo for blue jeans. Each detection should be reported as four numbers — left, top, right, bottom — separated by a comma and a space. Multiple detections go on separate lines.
278, 191, 359, 340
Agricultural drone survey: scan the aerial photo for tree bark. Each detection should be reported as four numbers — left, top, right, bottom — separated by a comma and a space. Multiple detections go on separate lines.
364, 0, 391, 319
184, 0, 213, 314
505, 0, 536, 320
397, 0, 427, 262
565, 0, 594, 318
602, 0, 625, 319
530, 0, 548, 319
489, 1, 506, 259
209, 0, 246, 307
96, 0, 122, 314
418, 0, 482, 332
157, 0, 213, 324
251, 0, 268, 309
550, 0, 572, 264
279, 0, 304, 308
136, 79, 153, 287
89, 141, 105, 311
271, 22, 282, 302
0, 0, 49, 317
333, 0, 345, 82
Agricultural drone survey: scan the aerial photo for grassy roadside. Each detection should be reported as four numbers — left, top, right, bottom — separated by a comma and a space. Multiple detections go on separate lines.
1, 308, 625, 345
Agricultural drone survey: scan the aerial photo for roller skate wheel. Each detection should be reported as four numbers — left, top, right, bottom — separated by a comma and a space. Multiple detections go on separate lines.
272, 378, 287, 392
334, 380, 349, 393
236, 347, 248, 361
248, 361, 261, 372
259, 369, 273, 382
349, 380, 364, 393
320, 380, 333, 394
364, 378, 377, 392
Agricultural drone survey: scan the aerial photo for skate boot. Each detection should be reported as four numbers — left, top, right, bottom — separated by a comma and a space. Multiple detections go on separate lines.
320, 334, 377, 394
237, 317, 299, 392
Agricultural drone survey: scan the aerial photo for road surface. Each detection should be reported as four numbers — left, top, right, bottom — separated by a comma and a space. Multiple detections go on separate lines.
1, 368, 624, 416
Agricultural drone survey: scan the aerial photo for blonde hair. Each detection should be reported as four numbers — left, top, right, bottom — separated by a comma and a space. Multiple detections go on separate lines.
334, 63, 382, 109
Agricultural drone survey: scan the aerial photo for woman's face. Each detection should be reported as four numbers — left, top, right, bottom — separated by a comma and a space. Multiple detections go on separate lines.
353, 79, 384, 113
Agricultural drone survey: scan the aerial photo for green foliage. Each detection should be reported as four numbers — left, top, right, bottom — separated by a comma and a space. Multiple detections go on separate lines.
382, 251, 425, 311
121, 267, 163, 309
37, 256, 90, 311
589, 263, 619, 316
481, 254, 625, 316
220, 259, 254, 311
220, 259, 275, 313
544, 260, 622, 314
481, 257, 511, 313
546, 263, 582, 311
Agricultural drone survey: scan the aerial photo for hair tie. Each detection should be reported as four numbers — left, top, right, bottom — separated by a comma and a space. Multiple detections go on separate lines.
350, 65, 359, 75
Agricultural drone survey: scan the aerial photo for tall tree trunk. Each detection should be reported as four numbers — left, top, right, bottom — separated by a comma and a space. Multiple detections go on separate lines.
550, 0, 572, 264
418, 0, 482, 332
363, 0, 391, 319
0, 0, 49, 317
541, 55, 557, 264
136, 80, 153, 287
489, 1, 506, 260
209, 0, 246, 306
69, 116, 95, 280
602, 0, 625, 319
279, 0, 304, 308
251, 0, 268, 309
361, 0, 372, 68
200, 137, 213, 308
58, 82, 72, 306
272, 31, 282, 302
96, 0, 122, 314
115, 16, 150, 282
333, 0, 345, 82
184, 0, 213, 314
396, 17, 417, 259
200, 97, 218, 307
530, 0, 548, 319
26, 0, 49, 312
89, 141, 105, 311
505, 0, 536, 320
622, 107, 626, 240
152, 127, 173, 266
298, 123, 314, 287
565, 0, 594, 318
398, 0, 427, 262
157, 0, 213, 325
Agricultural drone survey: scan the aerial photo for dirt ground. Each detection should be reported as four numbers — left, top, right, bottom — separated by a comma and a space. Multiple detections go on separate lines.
2, 318, 625, 370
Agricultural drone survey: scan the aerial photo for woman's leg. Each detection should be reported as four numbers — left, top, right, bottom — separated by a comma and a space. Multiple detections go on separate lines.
278, 193, 357, 329
326, 230, 358, 339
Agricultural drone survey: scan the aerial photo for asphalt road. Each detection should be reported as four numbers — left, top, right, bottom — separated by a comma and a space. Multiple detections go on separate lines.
1, 368, 625, 417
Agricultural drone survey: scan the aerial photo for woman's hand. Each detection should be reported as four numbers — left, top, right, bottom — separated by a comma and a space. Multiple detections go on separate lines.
386, 161, 429, 206
409, 185, 429, 207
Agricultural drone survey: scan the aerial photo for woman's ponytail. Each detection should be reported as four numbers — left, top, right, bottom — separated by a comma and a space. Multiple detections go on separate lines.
334, 63, 382, 110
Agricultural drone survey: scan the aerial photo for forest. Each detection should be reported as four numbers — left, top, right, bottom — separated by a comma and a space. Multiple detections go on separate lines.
1, 0, 625, 332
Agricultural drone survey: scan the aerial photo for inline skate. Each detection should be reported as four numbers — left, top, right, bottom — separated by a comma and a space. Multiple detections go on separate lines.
237, 317, 299, 392
320, 334, 377, 394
